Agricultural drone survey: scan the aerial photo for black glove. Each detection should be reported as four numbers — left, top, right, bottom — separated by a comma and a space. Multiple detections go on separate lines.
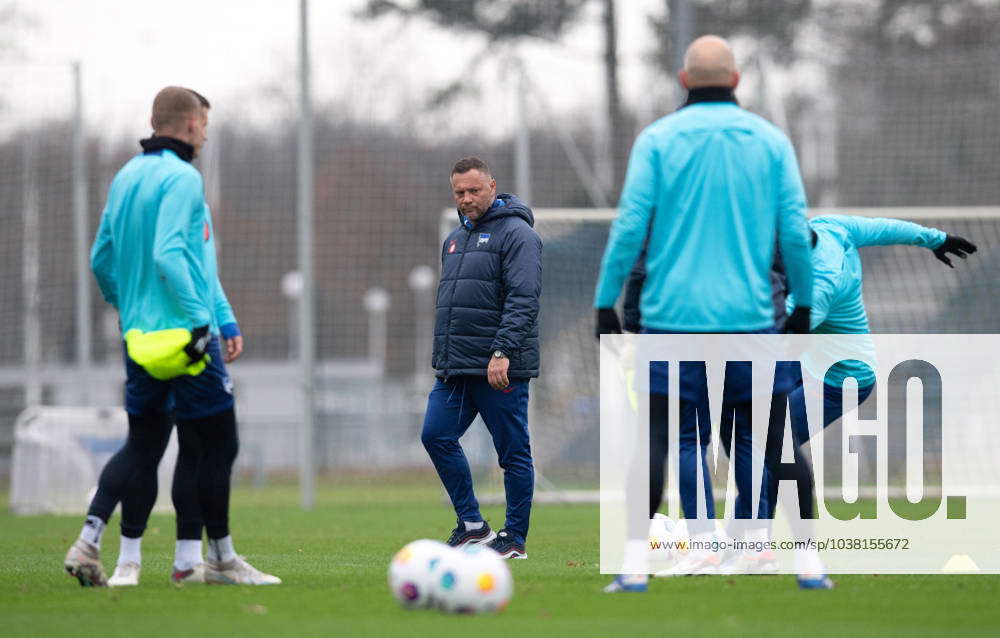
595, 308, 623, 340
785, 306, 811, 334
623, 315, 641, 334
933, 234, 977, 268
184, 325, 211, 364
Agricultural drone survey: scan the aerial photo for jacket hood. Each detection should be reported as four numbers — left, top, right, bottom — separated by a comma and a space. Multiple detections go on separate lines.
457, 193, 534, 229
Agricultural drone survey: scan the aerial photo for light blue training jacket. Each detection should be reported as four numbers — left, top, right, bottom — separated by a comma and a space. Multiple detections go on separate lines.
789, 214, 946, 387
91, 148, 237, 336
594, 99, 813, 331
788, 215, 946, 334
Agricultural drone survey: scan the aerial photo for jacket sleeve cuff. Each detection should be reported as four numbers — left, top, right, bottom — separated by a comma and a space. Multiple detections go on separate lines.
220, 322, 241, 339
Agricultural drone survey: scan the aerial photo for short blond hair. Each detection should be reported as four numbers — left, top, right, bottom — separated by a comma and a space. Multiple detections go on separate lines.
151, 86, 204, 132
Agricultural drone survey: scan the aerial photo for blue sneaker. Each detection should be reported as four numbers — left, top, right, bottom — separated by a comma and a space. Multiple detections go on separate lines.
797, 575, 835, 590
446, 520, 496, 548
603, 574, 648, 593
486, 529, 527, 559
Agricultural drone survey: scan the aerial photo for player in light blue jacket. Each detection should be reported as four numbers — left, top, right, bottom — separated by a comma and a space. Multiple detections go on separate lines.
599, 35, 814, 593
767, 214, 976, 588
65, 87, 279, 589
91, 150, 237, 336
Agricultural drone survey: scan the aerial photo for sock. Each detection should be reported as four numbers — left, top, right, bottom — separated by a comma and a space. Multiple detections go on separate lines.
79, 515, 106, 549
795, 547, 825, 578
118, 536, 142, 566
622, 539, 648, 574
463, 520, 485, 531
174, 540, 203, 571
207, 535, 236, 563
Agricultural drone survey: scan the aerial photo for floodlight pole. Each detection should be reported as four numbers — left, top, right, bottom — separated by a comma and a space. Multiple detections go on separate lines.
513, 59, 532, 205
297, 0, 317, 510
72, 60, 92, 406
672, 0, 693, 76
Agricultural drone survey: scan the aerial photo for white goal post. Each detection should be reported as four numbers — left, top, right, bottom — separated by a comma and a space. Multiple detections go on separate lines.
10, 406, 178, 515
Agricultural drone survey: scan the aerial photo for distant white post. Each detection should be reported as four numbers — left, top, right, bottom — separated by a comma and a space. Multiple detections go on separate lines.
297, 0, 316, 510
408, 265, 435, 383
363, 288, 390, 377
72, 61, 92, 405
513, 59, 532, 205
22, 141, 41, 408
281, 270, 303, 360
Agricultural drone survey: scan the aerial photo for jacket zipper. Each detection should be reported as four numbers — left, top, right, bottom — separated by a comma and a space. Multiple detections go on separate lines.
442, 226, 476, 378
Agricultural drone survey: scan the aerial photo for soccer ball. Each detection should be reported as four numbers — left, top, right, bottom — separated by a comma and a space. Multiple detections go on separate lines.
431, 544, 513, 614
388, 539, 452, 608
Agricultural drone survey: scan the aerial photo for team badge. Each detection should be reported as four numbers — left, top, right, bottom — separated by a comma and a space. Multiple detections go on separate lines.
477, 233, 491, 246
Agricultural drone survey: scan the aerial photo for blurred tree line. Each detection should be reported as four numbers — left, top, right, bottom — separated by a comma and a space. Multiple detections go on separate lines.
1, 0, 998, 374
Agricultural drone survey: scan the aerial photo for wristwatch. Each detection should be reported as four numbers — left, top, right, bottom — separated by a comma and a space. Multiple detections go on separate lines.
492, 350, 506, 359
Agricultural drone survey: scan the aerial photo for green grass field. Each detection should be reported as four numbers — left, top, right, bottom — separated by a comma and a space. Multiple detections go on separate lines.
2, 478, 998, 637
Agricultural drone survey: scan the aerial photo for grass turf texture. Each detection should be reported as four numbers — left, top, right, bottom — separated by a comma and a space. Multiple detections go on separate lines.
1, 480, 998, 637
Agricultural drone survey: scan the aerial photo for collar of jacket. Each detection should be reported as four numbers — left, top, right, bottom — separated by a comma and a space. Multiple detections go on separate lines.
140, 136, 195, 163
460, 197, 505, 230
681, 86, 739, 109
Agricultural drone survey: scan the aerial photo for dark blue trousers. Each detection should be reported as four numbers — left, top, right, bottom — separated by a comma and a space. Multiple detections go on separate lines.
421, 376, 534, 542
763, 381, 875, 519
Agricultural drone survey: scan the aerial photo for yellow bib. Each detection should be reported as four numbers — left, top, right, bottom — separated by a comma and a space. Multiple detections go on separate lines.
124, 328, 210, 380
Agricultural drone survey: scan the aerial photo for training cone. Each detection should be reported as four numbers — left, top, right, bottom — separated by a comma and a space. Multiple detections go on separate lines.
941, 554, 979, 573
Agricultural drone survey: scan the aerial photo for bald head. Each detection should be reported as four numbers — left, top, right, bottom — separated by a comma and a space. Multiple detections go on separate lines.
681, 35, 739, 89
151, 86, 203, 133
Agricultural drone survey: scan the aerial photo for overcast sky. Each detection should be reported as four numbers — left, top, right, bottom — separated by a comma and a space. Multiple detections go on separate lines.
5, 0, 671, 141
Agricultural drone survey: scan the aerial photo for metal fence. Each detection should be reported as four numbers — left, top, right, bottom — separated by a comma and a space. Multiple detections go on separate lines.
2, 0, 999, 495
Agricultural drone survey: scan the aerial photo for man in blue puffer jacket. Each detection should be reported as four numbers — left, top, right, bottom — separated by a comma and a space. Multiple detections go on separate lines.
421, 157, 542, 559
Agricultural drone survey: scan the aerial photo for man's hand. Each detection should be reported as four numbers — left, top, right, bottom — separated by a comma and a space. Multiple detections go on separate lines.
224, 335, 244, 363
595, 308, 623, 340
785, 307, 812, 334
933, 235, 977, 268
488, 355, 510, 390
184, 325, 211, 364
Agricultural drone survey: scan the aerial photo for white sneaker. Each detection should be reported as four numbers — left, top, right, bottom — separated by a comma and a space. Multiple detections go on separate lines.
64, 539, 108, 587
206, 556, 282, 585
719, 550, 780, 575
171, 563, 208, 584
603, 574, 649, 593
654, 549, 722, 577
108, 562, 140, 586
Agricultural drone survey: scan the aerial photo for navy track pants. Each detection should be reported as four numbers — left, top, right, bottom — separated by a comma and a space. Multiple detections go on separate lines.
421, 376, 534, 542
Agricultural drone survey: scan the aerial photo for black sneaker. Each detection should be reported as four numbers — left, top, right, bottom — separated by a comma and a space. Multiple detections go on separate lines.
446, 520, 497, 548
486, 529, 527, 559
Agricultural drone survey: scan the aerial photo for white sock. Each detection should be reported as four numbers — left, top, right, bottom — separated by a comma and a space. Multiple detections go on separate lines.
174, 540, 203, 571
79, 515, 106, 549
463, 520, 485, 531
207, 535, 236, 562
118, 536, 142, 566
795, 547, 825, 578
622, 539, 649, 574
